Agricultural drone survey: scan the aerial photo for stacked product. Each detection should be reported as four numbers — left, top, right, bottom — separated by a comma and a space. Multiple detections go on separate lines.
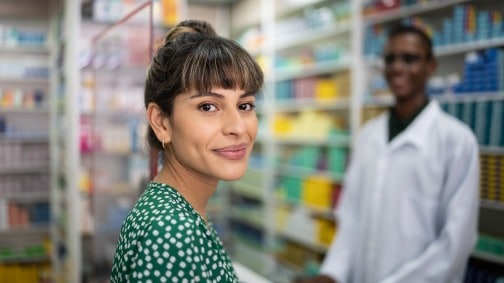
364, 4, 504, 57
440, 99, 504, 147
479, 154, 504, 203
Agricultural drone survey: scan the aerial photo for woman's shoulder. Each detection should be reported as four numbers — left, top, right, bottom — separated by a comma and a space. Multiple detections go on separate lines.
123, 182, 201, 233
136, 182, 196, 215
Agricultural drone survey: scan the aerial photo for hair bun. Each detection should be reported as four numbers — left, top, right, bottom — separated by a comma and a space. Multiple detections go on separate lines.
178, 20, 217, 36
163, 19, 217, 44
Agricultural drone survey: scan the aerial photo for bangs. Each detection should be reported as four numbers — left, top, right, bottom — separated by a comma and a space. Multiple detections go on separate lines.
180, 37, 263, 95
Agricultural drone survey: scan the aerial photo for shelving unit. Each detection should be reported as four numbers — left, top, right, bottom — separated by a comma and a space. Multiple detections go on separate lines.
78, 3, 155, 281
51, 0, 82, 282
229, 0, 353, 281
472, 251, 504, 266
363, 0, 470, 24
0, 1, 51, 280
229, 0, 504, 281
435, 37, 504, 56
0, 0, 81, 282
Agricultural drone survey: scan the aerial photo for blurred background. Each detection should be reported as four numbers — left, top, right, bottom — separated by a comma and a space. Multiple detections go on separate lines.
0, 0, 503, 282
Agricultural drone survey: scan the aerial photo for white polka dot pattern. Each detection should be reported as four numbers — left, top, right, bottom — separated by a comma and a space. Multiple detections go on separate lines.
110, 182, 239, 282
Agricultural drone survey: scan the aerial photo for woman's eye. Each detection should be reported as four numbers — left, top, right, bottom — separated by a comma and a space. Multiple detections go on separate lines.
199, 103, 217, 112
239, 103, 255, 111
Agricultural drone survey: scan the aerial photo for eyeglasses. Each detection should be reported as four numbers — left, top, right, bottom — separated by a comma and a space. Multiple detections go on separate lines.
383, 53, 426, 65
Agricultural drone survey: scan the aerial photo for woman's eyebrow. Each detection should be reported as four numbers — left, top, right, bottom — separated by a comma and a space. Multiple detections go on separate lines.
240, 92, 256, 98
190, 92, 224, 99
190, 91, 255, 99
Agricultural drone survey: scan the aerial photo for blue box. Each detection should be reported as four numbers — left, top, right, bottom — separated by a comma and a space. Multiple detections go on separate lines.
461, 101, 476, 130
444, 102, 458, 117
474, 101, 491, 145
489, 101, 504, 147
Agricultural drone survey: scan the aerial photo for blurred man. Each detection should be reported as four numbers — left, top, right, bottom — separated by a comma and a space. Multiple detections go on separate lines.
296, 24, 480, 283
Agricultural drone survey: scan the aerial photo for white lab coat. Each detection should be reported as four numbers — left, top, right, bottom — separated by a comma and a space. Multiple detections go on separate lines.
320, 100, 480, 283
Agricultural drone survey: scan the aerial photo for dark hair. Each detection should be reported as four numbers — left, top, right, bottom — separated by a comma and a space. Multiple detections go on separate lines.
387, 24, 434, 58
162, 19, 217, 41
145, 20, 264, 150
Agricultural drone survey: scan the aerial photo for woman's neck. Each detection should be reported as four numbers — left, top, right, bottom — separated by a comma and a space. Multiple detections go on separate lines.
153, 162, 218, 222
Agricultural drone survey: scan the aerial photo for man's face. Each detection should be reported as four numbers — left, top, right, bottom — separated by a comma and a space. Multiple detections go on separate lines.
383, 33, 436, 102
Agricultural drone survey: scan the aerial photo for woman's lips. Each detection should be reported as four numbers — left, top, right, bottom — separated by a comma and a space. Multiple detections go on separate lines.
214, 144, 248, 160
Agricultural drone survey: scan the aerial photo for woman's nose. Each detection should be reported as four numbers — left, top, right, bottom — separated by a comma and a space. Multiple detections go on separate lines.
222, 109, 246, 136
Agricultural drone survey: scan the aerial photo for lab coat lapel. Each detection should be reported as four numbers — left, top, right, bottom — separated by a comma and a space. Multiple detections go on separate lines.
387, 100, 441, 152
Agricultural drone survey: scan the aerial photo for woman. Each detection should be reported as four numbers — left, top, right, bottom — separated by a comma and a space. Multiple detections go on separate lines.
110, 20, 264, 283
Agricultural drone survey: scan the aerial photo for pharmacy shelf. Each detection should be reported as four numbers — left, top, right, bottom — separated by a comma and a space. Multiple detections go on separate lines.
480, 146, 504, 155
274, 257, 301, 272
234, 261, 272, 283
436, 37, 504, 57
279, 231, 329, 254
231, 234, 266, 251
81, 109, 146, 119
96, 183, 139, 195
0, 136, 49, 143
0, 226, 50, 236
231, 235, 270, 275
93, 66, 150, 79
274, 0, 327, 19
367, 37, 504, 68
275, 259, 304, 277
0, 108, 50, 114
0, 46, 50, 55
2, 193, 50, 203
472, 250, 504, 265
274, 136, 351, 147
230, 211, 266, 231
0, 164, 49, 175
81, 17, 168, 31
363, 0, 469, 25
275, 22, 350, 51
0, 255, 50, 264
276, 165, 343, 183
83, 149, 146, 157
0, 77, 49, 85
273, 257, 303, 280
231, 181, 264, 201
0, 133, 49, 140
277, 199, 334, 221
434, 92, 504, 103
363, 92, 504, 108
309, 207, 334, 221
480, 200, 504, 211
274, 98, 350, 112
275, 60, 350, 81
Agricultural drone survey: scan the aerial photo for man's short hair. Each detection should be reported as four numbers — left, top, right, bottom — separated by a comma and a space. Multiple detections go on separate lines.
387, 24, 434, 58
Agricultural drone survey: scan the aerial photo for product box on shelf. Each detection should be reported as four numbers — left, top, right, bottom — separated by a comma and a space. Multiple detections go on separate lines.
489, 101, 504, 147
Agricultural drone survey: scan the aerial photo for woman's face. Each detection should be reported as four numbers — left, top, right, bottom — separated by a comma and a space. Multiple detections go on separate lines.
165, 87, 258, 182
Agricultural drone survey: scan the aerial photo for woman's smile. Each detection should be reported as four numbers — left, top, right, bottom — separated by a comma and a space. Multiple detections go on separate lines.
213, 143, 249, 160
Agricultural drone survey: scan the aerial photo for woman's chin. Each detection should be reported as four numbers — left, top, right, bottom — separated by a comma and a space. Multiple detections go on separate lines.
219, 168, 248, 181
220, 173, 246, 182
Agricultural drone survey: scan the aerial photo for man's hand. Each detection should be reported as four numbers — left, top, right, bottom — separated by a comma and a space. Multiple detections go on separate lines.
292, 275, 337, 283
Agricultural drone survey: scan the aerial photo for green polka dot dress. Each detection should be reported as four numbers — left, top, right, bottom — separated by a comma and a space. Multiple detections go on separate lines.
111, 182, 239, 283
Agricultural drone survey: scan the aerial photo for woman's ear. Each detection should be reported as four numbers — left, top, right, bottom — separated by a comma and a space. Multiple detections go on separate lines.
147, 102, 172, 144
